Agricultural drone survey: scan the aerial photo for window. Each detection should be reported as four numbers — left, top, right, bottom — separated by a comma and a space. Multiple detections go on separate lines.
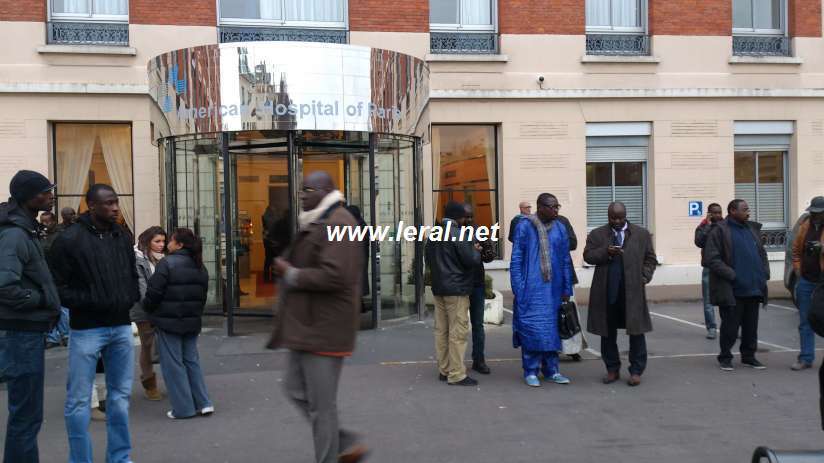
732, 0, 789, 56
585, 123, 650, 229
585, 0, 649, 55
51, 0, 128, 20
734, 151, 787, 229
48, 0, 129, 45
53, 123, 135, 234
432, 125, 498, 233
430, 0, 497, 54
219, 0, 346, 27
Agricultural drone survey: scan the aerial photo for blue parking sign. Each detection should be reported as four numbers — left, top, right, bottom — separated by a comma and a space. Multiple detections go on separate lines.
688, 201, 703, 217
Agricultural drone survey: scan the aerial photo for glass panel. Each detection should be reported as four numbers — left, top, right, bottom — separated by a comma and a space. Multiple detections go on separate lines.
753, 0, 781, 30
733, 0, 753, 29
461, 0, 492, 25
756, 151, 785, 226
614, 162, 645, 226
220, 0, 281, 20
586, 0, 611, 27
430, 0, 459, 24
433, 125, 496, 190
93, 0, 126, 15
612, 0, 641, 28
53, 0, 90, 15
586, 162, 612, 227
285, 0, 343, 22
734, 151, 757, 217
344, 153, 373, 317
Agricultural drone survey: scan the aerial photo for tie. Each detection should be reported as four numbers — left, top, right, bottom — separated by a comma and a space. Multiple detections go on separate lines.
613, 229, 623, 247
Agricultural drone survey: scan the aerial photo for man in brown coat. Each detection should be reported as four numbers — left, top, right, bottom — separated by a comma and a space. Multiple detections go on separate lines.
269, 171, 368, 463
583, 201, 657, 387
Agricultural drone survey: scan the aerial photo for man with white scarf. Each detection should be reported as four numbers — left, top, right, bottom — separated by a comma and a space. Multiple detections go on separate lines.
269, 172, 368, 463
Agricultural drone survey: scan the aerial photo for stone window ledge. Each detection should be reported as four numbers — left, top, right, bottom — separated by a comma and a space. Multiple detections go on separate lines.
581, 55, 660, 64
729, 56, 803, 65
37, 45, 137, 56
425, 53, 508, 63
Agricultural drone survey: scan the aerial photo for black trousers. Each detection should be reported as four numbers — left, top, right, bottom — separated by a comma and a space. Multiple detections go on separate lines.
601, 327, 647, 376
263, 244, 275, 281
718, 297, 760, 363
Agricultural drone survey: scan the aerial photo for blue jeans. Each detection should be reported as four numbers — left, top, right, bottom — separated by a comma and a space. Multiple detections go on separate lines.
701, 268, 718, 330
468, 285, 486, 363
0, 330, 45, 463
156, 330, 212, 418
521, 350, 559, 378
796, 277, 818, 365
65, 326, 134, 463
46, 307, 70, 345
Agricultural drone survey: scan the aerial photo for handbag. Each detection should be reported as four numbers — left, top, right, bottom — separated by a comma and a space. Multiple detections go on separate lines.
558, 300, 581, 340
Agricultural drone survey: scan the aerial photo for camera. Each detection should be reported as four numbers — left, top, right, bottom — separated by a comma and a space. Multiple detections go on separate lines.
805, 240, 823, 257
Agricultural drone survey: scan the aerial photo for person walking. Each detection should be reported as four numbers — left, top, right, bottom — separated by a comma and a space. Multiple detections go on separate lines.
49, 184, 140, 463
584, 201, 657, 387
131, 226, 167, 400
143, 228, 212, 419
702, 199, 770, 372
510, 193, 574, 387
789, 196, 824, 370
694, 203, 723, 340
40, 210, 70, 349
0, 170, 60, 463
426, 201, 482, 386
268, 171, 368, 463
463, 203, 496, 375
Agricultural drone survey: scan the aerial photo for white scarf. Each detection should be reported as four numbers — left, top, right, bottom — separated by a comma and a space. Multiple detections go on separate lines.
297, 190, 344, 230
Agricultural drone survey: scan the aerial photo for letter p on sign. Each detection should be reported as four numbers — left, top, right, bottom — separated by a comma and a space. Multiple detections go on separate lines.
688, 201, 703, 217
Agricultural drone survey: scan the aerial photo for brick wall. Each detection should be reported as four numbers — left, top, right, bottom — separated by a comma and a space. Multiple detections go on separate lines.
350, 0, 428, 32
789, 0, 823, 37
0, 0, 45, 21
499, 0, 584, 34
649, 0, 731, 36
131, 0, 216, 26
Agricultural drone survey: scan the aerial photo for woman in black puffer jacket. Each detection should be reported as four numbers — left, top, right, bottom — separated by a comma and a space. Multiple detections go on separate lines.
143, 228, 212, 419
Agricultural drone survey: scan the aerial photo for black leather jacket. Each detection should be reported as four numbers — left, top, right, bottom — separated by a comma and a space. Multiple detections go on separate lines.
425, 219, 481, 297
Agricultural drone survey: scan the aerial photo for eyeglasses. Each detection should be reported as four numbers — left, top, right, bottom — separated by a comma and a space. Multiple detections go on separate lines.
301, 186, 318, 193
538, 203, 561, 210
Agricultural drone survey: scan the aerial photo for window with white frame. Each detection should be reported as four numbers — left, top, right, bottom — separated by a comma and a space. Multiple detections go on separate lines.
50, 0, 128, 21
586, 0, 645, 32
219, 0, 346, 28
430, 0, 495, 30
733, 0, 785, 34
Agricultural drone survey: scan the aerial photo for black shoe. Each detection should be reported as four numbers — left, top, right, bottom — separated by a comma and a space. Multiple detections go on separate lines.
45, 341, 61, 350
569, 354, 582, 362
742, 358, 766, 370
472, 361, 491, 375
719, 360, 735, 371
448, 376, 478, 386
438, 374, 447, 382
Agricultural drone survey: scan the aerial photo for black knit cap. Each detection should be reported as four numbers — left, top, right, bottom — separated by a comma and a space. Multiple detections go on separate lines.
9, 170, 55, 204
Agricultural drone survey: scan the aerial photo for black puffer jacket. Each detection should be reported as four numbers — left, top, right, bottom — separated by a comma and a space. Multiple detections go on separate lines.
143, 248, 209, 335
701, 218, 770, 307
425, 219, 481, 296
48, 213, 139, 329
0, 200, 60, 331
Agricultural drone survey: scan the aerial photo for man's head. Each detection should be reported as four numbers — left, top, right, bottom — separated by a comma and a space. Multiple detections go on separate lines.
85, 184, 120, 225
518, 201, 531, 215
300, 171, 335, 212
40, 211, 57, 231
463, 204, 474, 226
608, 202, 627, 230
60, 207, 77, 225
9, 170, 55, 214
536, 193, 559, 223
806, 196, 824, 225
727, 199, 750, 224
707, 203, 723, 223
444, 201, 466, 224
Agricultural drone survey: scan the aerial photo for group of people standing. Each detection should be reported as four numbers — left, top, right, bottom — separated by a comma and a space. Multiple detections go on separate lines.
0, 169, 213, 463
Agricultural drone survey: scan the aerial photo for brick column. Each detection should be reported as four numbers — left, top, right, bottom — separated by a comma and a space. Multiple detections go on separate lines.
789, 0, 822, 37
649, 0, 731, 36
349, 0, 429, 32
499, 0, 584, 34
131, 0, 216, 26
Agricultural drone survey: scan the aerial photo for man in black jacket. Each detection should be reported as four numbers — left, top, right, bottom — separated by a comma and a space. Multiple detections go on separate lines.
463, 203, 496, 375
702, 199, 770, 372
0, 170, 60, 463
426, 201, 481, 386
49, 184, 139, 463
694, 202, 723, 340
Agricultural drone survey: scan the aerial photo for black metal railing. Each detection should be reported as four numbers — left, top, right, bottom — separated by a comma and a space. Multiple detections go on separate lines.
586, 33, 650, 56
219, 26, 347, 44
47, 21, 129, 46
761, 228, 789, 251
430, 32, 498, 54
733, 35, 791, 57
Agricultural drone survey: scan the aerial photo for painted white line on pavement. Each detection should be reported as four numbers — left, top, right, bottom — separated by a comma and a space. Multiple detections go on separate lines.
767, 303, 797, 312
650, 311, 794, 352
503, 308, 513, 315
585, 348, 602, 358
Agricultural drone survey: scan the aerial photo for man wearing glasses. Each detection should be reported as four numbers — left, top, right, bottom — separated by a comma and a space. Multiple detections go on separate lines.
510, 193, 575, 387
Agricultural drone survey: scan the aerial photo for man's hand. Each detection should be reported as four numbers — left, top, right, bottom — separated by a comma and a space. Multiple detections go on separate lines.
561, 294, 570, 302
607, 246, 623, 257
474, 242, 482, 251
273, 257, 291, 277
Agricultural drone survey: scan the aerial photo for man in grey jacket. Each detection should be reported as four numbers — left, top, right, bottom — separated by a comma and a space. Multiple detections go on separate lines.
0, 170, 60, 463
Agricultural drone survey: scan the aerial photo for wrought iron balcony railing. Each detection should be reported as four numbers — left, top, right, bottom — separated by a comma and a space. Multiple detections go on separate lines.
47, 21, 129, 46
761, 228, 789, 251
733, 35, 790, 57
430, 32, 498, 54
586, 33, 650, 56
219, 26, 347, 44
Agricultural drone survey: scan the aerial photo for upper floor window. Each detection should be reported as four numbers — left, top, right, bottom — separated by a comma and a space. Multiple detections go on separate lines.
51, 0, 128, 21
48, 0, 129, 45
430, 0, 495, 31
219, 0, 346, 28
733, 0, 785, 34
586, 0, 644, 32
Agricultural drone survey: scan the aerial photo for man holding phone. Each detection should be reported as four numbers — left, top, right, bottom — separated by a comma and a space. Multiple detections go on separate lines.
695, 203, 724, 339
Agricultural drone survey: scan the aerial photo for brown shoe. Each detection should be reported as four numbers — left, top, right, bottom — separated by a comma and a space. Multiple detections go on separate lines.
627, 374, 642, 387
602, 371, 620, 384
142, 375, 163, 401
338, 444, 370, 463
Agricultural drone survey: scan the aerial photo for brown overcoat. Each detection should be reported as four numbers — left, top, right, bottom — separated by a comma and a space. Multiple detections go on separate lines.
583, 223, 657, 337
268, 203, 363, 353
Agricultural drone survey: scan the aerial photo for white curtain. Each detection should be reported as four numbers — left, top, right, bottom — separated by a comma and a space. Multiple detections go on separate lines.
461, 0, 492, 26
613, 0, 640, 28
260, 0, 281, 20
97, 125, 134, 233
93, 0, 126, 15
56, 124, 96, 212
285, 0, 343, 22
586, 0, 611, 27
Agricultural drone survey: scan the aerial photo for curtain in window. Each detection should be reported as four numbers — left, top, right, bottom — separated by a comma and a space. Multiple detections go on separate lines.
587, 0, 613, 27
97, 125, 134, 233
613, 0, 640, 28
260, 0, 282, 20
285, 0, 343, 22
93, 0, 126, 15
753, 0, 781, 30
53, 0, 89, 14
56, 124, 96, 212
461, 0, 492, 26
430, 0, 459, 24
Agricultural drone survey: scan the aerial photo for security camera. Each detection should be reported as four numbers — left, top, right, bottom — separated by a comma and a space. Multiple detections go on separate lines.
538, 75, 545, 83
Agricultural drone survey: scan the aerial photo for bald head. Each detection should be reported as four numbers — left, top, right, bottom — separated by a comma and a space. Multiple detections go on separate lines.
518, 201, 531, 215
301, 171, 336, 212
608, 201, 627, 230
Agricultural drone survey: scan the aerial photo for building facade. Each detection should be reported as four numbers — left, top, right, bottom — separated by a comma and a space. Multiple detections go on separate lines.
1, 0, 823, 303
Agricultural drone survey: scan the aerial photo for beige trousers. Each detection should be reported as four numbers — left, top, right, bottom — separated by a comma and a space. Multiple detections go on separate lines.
433, 295, 470, 383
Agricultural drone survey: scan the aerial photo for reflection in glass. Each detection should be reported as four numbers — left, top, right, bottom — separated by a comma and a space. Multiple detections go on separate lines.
734, 151, 786, 227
